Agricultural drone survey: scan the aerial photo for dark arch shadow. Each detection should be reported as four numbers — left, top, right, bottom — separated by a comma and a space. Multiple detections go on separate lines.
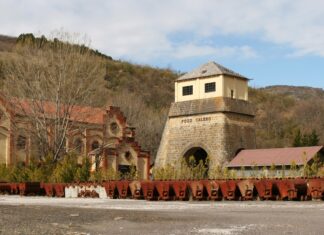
183, 147, 209, 169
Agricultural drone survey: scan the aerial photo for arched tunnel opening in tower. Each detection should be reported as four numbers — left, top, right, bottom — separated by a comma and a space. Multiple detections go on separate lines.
183, 147, 209, 173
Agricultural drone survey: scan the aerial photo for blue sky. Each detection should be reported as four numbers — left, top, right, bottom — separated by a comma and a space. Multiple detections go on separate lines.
0, 0, 323, 88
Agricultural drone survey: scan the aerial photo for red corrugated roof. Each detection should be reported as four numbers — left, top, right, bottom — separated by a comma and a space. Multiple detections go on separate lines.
10, 98, 106, 125
228, 146, 323, 167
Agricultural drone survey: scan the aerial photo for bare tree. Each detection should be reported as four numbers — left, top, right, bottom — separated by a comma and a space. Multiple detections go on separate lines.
108, 89, 168, 160
0, 32, 106, 161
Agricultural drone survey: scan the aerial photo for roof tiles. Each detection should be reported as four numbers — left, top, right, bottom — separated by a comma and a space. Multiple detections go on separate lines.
228, 146, 323, 167
177, 61, 248, 81
11, 99, 106, 125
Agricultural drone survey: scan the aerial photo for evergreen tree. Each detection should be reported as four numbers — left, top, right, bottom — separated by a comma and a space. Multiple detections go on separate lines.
309, 130, 320, 146
293, 129, 303, 147
293, 129, 320, 147
301, 133, 310, 146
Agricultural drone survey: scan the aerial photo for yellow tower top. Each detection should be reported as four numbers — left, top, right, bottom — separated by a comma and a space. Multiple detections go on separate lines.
175, 61, 250, 102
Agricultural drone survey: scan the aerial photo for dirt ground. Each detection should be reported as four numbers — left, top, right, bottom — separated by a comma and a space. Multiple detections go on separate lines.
0, 196, 323, 235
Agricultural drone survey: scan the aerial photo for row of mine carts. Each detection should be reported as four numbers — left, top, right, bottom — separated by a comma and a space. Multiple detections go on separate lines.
104, 178, 324, 201
0, 178, 323, 201
0, 182, 65, 197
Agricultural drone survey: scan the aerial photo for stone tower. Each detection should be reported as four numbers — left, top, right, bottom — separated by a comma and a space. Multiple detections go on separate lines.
155, 61, 256, 170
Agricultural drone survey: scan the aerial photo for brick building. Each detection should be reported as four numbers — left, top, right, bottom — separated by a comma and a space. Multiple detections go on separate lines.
0, 97, 150, 179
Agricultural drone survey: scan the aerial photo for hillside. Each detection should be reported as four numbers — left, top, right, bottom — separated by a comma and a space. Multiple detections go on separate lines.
0, 35, 16, 52
250, 86, 324, 149
262, 85, 324, 100
0, 34, 323, 160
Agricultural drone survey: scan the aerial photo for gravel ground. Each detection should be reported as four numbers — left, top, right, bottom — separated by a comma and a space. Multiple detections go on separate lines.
0, 196, 323, 235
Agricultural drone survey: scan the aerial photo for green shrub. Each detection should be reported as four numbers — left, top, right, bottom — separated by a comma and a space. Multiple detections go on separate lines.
269, 164, 276, 178
75, 157, 91, 182
290, 161, 298, 177
103, 168, 120, 180
228, 169, 237, 179
281, 165, 286, 178
191, 160, 208, 180
90, 168, 104, 182
8, 165, 29, 182
209, 165, 223, 179
51, 153, 79, 183
118, 164, 137, 180
0, 164, 10, 182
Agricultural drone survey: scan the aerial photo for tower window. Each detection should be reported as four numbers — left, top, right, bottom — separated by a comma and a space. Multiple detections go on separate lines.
182, 85, 193, 96
205, 82, 216, 93
231, 90, 234, 99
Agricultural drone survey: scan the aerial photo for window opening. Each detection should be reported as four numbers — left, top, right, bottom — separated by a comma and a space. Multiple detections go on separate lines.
17, 135, 26, 150
182, 85, 193, 96
231, 90, 234, 99
205, 82, 216, 93
74, 138, 83, 154
91, 140, 100, 150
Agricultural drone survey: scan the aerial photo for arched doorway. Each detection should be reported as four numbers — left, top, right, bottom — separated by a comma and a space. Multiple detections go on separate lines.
183, 147, 208, 168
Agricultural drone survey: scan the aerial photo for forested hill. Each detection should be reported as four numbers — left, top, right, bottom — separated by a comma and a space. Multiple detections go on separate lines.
0, 34, 323, 160
249, 86, 324, 149
262, 85, 324, 100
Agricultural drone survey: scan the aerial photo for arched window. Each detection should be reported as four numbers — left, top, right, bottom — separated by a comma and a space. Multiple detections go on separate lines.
125, 151, 132, 162
91, 140, 100, 151
17, 135, 26, 150
110, 122, 120, 135
74, 138, 83, 154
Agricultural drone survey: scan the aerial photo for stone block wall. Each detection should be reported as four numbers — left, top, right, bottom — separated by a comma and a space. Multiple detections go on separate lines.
155, 97, 256, 171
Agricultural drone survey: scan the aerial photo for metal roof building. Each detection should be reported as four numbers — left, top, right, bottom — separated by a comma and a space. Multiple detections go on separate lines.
228, 146, 324, 168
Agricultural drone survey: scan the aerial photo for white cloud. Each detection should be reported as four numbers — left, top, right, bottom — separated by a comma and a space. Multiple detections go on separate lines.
1, 0, 324, 62
170, 44, 258, 59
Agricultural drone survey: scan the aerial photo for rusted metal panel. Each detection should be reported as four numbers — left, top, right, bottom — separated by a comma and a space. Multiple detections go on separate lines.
53, 183, 66, 197
291, 178, 308, 201
19, 182, 43, 196
220, 180, 237, 200
171, 180, 189, 200
0, 182, 11, 194
141, 180, 156, 200
155, 181, 173, 200
10, 183, 20, 194
129, 181, 142, 199
188, 181, 204, 200
236, 179, 254, 200
202, 180, 221, 201
103, 181, 118, 198
116, 180, 131, 199
275, 179, 297, 200
254, 179, 274, 200
41, 183, 54, 197
307, 178, 323, 200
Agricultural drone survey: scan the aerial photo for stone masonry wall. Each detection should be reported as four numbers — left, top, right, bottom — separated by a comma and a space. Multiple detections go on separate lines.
155, 97, 256, 171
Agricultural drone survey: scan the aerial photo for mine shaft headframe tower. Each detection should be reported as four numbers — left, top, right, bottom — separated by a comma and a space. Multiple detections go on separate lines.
155, 61, 256, 172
